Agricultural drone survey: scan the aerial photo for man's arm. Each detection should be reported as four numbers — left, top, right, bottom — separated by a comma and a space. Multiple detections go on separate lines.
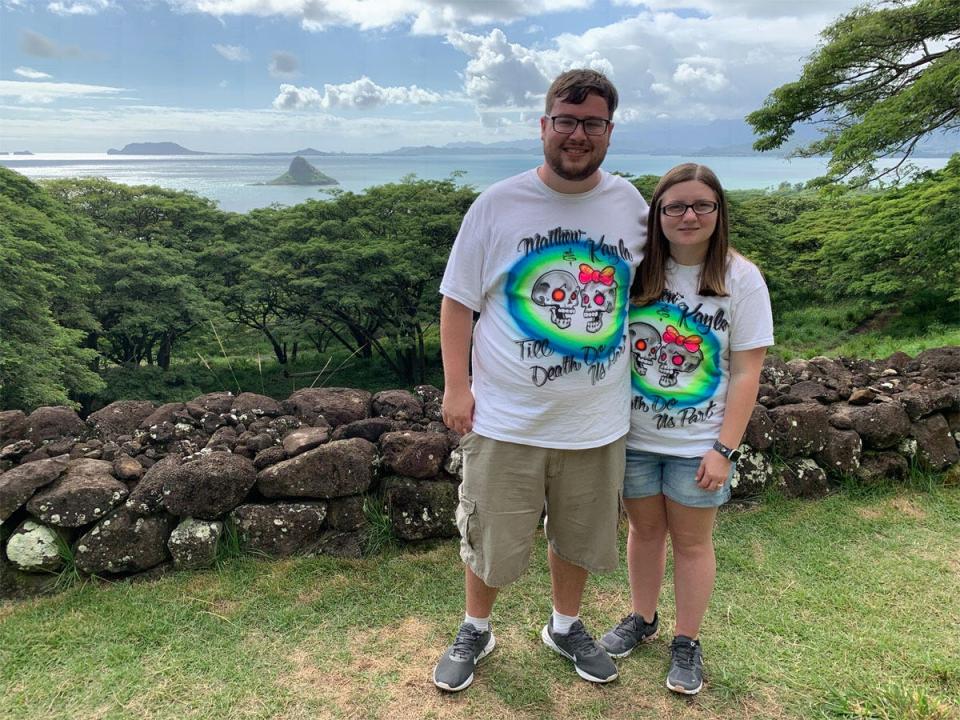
440, 296, 476, 435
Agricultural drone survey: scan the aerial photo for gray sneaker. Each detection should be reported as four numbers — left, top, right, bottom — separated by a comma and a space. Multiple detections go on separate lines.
541, 619, 618, 683
433, 622, 496, 692
599, 611, 659, 658
666, 635, 703, 695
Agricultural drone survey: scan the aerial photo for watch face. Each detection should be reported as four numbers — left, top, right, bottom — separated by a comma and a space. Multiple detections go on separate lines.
728, 450, 742, 462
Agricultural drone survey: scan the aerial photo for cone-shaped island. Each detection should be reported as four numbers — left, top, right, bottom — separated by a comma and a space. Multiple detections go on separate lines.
265, 156, 338, 185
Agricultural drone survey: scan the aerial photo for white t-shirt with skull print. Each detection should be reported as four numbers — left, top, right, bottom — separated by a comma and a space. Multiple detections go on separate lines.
440, 168, 648, 449
626, 253, 774, 457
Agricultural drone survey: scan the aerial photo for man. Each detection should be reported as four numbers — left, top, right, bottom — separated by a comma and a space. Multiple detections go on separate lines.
433, 69, 648, 692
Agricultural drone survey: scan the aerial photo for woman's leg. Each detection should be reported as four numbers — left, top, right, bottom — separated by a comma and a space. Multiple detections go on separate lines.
623, 495, 668, 621
664, 497, 718, 638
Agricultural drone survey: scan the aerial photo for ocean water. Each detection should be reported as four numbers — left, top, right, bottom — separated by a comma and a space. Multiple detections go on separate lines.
0, 152, 951, 214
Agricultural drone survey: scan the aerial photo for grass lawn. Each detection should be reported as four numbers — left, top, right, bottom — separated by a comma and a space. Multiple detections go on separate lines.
2, 482, 958, 720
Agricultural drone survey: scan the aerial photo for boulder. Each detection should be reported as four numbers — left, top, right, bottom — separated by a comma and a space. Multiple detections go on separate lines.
5, 519, 67, 572
162, 452, 257, 519
768, 404, 829, 458
742, 405, 774, 451
283, 387, 372, 427
253, 445, 288, 470
855, 452, 909, 485
113, 454, 144, 482
326, 495, 368, 531
330, 417, 398, 443
380, 431, 450, 479
0, 440, 34, 462
848, 388, 876, 406
916, 346, 960, 373
282, 427, 330, 457
256, 438, 376, 499
0, 455, 73, 524
911, 414, 959, 472
187, 391, 235, 415
126, 454, 181, 515
371, 390, 424, 421
74, 508, 174, 575
383, 476, 458, 540
27, 459, 128, 527
414, 385, 444, 422
204, 426, 238, 452
730, 448, 775, 497
789, 380, 839, 404
898, 386, 959, 421
231, 392, 284, 421
317, 530, 365, 559
778, 459, 829, 499
813, 427, 862, 477
24, 406, 88, 444
0, 410, 27, 445
87, 401, 156, 437
230, 502, 327, 556
832, 403, 911, 449
167, 518, 223, 569
138, 402, 188, 430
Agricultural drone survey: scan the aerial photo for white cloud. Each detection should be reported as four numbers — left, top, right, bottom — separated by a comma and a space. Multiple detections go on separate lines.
213, 43, 250, 62
0, 79, 126, 104
47, 0, 112, 15
273, 77, 442, 111
14, 66, 53, 80
612, 0, 858, 18
165, 0, 593, 35
269, 50, 298, 78
673, 61, 728, 91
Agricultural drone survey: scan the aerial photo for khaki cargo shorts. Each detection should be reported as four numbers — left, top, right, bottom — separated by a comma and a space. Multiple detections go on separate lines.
455, 432, 625, 588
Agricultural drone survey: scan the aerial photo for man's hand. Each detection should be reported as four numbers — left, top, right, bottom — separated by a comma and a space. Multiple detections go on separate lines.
695, 449, 731, 491
442, 386, 475, 435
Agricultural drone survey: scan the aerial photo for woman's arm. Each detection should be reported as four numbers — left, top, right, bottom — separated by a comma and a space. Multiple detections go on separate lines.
696, 346, 767, 490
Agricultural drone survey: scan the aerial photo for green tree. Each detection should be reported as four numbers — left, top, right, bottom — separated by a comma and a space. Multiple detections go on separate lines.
748, 0, 960, 184
0, 168, 103, 410
45, 179, 222, 369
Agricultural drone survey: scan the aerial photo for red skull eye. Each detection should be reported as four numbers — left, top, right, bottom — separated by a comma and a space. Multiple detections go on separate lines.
659, 352, 666, 361
593, 293, 605, 306
571, 290, 578, 300
672, 355, 684, 366
635, 340, 646, 351
551, 288, 566, 302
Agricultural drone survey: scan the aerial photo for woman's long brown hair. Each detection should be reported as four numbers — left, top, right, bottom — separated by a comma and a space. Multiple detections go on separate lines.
631, 163, 730, 306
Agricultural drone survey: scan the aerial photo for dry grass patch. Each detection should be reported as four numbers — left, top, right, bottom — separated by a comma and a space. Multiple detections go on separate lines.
889, 497, 926, 519
281, 617, 524, 720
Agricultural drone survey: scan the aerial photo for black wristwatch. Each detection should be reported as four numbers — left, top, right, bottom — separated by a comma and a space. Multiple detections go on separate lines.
712, 440, 742, 462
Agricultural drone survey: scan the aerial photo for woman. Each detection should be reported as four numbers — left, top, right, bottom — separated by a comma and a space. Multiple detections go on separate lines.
599, 163, 773, 694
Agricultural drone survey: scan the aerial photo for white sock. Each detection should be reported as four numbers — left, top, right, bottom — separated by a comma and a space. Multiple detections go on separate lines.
552, 608, 579, 635
464, 613, 490, 632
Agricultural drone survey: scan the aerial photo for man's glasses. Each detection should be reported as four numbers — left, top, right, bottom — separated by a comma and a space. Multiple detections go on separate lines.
548, 115, 610, 136
660, 201, 719, 217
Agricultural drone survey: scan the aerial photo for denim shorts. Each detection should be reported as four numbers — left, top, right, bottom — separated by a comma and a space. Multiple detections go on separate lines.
623, 449, 733, 508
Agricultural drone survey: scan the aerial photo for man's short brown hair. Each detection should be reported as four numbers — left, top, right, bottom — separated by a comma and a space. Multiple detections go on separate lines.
545, 69, 618, 119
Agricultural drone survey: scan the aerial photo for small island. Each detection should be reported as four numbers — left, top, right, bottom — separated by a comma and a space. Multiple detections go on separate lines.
264, 156, 338, 185
107, 142, 206, 155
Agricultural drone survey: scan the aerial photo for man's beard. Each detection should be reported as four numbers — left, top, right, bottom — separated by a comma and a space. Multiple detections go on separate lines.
544, 141, 606, 181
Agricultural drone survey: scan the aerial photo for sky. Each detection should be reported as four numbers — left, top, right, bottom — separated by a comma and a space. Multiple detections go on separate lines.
0, 0, 867, 153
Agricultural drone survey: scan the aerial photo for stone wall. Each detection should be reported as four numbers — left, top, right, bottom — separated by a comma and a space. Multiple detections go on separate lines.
1, 347, 958, 599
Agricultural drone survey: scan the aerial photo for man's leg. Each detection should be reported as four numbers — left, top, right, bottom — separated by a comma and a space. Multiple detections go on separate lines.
548, 545, 587, 616
466, 564, 499, 618
540, 440, 623, 684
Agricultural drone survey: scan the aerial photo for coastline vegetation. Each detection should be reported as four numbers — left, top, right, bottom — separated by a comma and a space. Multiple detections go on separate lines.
1, 157, 958, 412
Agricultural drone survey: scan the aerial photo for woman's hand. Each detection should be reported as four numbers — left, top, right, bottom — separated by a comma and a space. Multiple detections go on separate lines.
696, 449, 731, 491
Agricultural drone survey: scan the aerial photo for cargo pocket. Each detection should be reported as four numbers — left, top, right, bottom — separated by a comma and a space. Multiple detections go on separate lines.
455, 493, 482, 572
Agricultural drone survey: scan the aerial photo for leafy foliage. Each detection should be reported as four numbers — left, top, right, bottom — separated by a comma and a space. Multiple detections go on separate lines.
748, 0, 960, 184
0, 168, 103, 410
